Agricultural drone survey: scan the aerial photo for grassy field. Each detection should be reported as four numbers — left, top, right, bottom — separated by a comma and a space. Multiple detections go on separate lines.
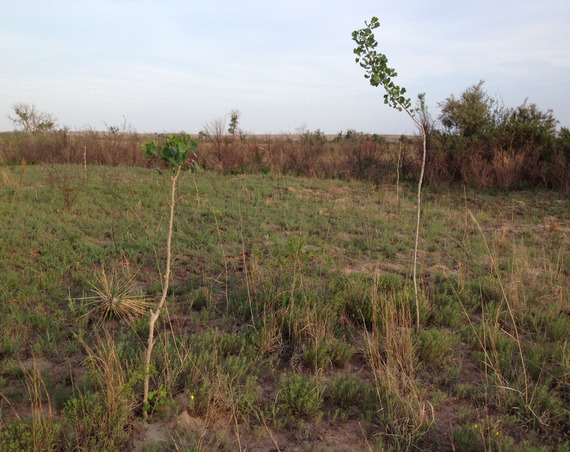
0, 163, 568, 451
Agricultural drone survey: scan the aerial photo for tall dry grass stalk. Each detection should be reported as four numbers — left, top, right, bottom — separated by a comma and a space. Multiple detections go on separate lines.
22, 358, 58, 449
0, 167, 17, 188
79, 330, 134, 414
155, 331, 191, 396
213, 210, 230, 309
467, 209, 529, 404
448, 209, 561, 431
83, 146, 87, 179
0, 358, 63, 450
237, 192, 255, 324
68, 330, 135, 449
19, 158, 27, 188
362, 279, 433, 447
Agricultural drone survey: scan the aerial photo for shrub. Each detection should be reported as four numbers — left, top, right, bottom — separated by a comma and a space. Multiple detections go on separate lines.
63, 391, 131, 451
452, 424, 483, 452
432, 81, 567, 189
0, 417, 63, 452
327, 374, 364, 413
302, 341, 332, 370
329, 340, 354, 367
439, 80, 498, 138
277, 373, 324, 420
180, 329, 261, 419
186, 286, 211, 311
416, 328, 460, 369
340, 130, 388, 181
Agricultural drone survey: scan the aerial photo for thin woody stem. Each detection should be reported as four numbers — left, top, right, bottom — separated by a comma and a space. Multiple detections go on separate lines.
143, 165, 181, 420
377, 77, 426, 329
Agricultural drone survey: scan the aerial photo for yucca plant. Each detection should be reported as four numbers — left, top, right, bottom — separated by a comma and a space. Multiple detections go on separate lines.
82, 264, 152, 323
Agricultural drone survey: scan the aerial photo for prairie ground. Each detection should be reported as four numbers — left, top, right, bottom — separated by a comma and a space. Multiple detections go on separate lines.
0, 164, 568, 451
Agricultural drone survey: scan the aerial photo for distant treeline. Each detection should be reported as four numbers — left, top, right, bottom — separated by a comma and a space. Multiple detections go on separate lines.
2, 82, 569, 190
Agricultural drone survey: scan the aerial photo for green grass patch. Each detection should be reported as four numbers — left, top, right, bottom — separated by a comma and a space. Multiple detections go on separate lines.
0, 164, 568, 450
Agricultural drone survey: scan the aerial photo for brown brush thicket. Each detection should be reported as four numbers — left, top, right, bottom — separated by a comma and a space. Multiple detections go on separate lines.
2, 86, 569, 190
0, 129, 148, 167
421, 124, 569, 190
2, 126, 568, 189
0, 128, 416, 184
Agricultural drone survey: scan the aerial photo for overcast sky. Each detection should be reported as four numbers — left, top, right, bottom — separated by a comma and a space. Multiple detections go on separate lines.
1, 0, 569, 135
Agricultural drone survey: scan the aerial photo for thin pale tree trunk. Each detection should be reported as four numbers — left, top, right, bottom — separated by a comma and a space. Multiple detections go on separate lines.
143, 166, 180, 420
396, 140, 402, 210
378, 89, 426, 330
411, 121, 427, 330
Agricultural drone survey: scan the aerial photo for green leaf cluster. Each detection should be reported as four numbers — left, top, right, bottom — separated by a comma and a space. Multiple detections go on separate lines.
352, 17, 414, 113
142, 135, 198, 171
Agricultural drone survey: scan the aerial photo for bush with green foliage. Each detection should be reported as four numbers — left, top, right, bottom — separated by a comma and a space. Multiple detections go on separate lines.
430, 80, 567, 188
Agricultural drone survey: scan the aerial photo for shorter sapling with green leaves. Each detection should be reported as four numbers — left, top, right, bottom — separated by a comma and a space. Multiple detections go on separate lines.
141, 134, 198, 420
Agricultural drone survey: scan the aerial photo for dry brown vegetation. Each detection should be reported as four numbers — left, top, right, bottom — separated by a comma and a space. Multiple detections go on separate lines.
1, 123, 568, 191
0, 129, 414, 183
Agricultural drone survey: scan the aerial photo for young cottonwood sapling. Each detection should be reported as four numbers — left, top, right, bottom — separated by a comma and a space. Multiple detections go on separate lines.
352, 17, 427, 329
141, 135, 198, 419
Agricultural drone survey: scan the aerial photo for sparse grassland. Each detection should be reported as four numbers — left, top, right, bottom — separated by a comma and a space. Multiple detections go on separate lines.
0, 164, 568, 451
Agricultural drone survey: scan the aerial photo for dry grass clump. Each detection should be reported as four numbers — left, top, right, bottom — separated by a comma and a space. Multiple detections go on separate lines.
362, 283, 434, 448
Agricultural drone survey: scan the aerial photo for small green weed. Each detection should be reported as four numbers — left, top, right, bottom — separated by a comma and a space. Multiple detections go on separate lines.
0, 334, 23, 358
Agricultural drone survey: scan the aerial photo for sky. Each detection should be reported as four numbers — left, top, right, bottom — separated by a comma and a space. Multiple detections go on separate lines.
1, 0, 569, 135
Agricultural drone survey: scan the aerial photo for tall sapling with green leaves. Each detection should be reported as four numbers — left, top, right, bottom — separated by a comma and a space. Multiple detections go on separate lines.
352, 17, 427, 329
141, 135, 198, 419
